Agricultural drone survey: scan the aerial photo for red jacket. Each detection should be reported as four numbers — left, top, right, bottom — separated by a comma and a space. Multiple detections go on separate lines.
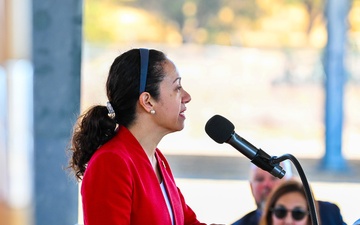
81, 126, 206, 225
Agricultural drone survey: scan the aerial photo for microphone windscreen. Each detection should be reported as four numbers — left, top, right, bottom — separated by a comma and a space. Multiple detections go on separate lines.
205, 115, 235, 143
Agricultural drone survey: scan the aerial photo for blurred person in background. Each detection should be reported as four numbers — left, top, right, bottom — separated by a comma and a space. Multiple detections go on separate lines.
67, 48, 224, 225
259, 179, 316, 225
231, 162, 346, 225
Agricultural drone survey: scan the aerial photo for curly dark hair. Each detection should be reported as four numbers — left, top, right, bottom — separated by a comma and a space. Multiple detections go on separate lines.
67, 48, 167, 181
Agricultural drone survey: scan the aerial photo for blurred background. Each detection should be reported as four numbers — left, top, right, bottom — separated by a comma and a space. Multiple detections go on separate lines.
0, 0, 360, 224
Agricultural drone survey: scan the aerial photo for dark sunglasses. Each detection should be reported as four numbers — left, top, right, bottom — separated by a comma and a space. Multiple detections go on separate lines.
271, 206, 308, 221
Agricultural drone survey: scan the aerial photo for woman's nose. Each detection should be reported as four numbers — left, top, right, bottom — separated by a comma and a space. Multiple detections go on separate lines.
284, 212, 294, 225
182, 89, 191, 103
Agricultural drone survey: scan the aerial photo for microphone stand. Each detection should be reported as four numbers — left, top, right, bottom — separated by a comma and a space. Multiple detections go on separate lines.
270, 154, 320, 225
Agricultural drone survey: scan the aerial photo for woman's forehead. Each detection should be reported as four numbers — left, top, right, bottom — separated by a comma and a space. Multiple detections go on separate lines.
162, 60, 180, 81
276, 192, 306, 206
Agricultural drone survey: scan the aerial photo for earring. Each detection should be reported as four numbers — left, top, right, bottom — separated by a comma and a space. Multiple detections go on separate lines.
150, 109, 155, 114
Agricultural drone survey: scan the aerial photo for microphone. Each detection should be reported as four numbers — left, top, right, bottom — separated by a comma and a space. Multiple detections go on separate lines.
205, 115, 285, 179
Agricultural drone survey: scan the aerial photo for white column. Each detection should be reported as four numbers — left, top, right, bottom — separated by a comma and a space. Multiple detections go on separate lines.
6, 60, 34, 208
0, 66, 7, 203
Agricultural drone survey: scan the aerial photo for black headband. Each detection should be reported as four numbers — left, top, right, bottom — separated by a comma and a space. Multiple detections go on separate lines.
139, 48, 149, 94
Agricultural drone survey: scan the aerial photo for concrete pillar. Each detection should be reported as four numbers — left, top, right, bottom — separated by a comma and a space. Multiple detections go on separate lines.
32, 0, 83, 224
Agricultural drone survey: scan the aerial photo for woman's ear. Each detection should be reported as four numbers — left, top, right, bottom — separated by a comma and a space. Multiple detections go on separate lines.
139, 92, 154, 113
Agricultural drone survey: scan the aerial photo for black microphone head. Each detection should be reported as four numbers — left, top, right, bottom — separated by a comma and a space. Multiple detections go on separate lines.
205, 115, 235, 143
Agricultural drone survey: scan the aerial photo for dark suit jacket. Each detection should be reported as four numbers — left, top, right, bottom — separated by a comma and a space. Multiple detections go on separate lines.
231, 201, 346, 225
353, 218, 360, 225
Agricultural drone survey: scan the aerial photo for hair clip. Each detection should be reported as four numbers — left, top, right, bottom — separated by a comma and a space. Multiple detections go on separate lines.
106, 102, 116, 119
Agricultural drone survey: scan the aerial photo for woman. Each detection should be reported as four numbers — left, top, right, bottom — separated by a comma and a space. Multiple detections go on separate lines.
259, 180, 319, 225
68, 48, 222, 225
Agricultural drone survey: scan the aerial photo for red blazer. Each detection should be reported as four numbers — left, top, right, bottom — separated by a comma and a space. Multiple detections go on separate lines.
81, 126, 206, 225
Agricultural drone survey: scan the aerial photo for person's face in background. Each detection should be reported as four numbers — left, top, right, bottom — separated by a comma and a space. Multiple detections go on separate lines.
271, 191, 309, 225
250, 166, 283, 209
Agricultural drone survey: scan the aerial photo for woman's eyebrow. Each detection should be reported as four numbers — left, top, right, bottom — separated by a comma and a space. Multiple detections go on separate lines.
173, 77, 181, 84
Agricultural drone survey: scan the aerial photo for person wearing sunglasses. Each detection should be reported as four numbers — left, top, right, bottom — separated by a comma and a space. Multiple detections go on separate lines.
259, 180, 315, 225
231, 163, 346, 225
67, 48, 224, 225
